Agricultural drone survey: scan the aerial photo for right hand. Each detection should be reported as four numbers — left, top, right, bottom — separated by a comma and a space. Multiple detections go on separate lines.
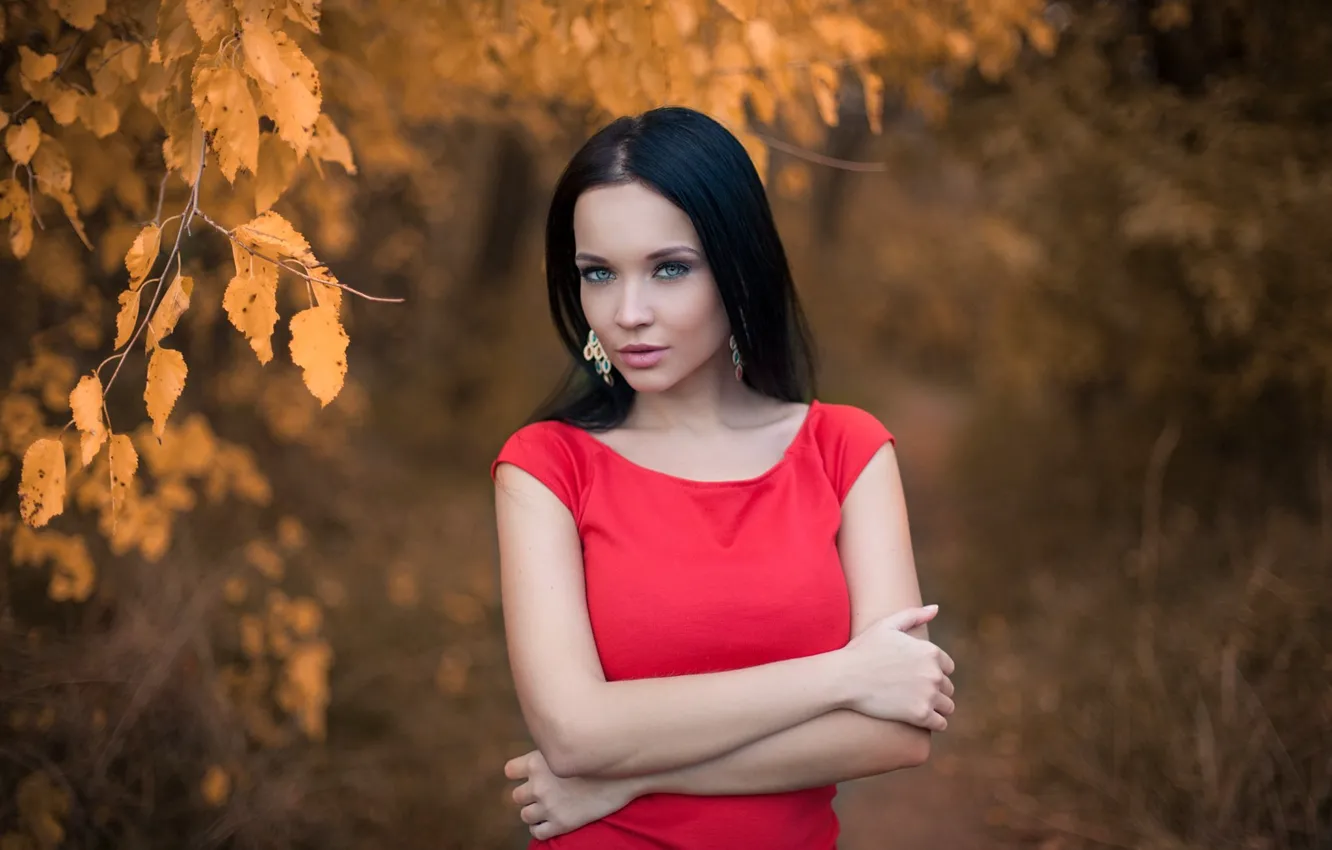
839, 605, 956, 730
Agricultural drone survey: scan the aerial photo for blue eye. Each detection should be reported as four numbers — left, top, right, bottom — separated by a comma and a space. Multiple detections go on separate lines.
580, 267, 613, 284
656, 261, 690, 279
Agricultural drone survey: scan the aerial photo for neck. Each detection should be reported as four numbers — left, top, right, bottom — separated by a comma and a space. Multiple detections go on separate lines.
624, 351, 758, 432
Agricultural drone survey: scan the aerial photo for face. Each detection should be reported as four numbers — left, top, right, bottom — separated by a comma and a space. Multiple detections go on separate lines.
573, 181, 731, 394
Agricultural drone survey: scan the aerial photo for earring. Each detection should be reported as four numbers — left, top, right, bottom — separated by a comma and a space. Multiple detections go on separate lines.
729, 334, 744, 381
583, 329, 614, 386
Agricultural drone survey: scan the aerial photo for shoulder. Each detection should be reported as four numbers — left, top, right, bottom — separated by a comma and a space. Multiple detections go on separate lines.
807, 402, 896, 504
491, 420, 594, 516
810, 401, 895, 447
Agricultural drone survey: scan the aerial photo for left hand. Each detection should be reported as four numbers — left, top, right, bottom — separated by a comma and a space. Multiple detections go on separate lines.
505, 750, 642, 840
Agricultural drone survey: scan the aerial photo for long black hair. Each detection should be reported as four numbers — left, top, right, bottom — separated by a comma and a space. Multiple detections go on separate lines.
532, 106, 817, 430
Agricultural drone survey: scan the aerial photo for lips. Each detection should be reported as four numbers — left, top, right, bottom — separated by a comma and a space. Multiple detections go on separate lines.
617, 345, 667, 369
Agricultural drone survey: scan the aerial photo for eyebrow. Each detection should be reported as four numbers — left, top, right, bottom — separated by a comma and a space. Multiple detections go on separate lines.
575, 245, 702, 263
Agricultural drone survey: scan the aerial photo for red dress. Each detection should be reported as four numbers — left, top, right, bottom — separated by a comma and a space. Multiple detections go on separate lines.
491, 399, 895, 850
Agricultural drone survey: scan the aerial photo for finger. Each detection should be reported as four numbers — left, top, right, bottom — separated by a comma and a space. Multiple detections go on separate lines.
940, 675, 955, 697
511, 782, 535, 807
532, 821, 557, 841
883, 604, 939, 631
934, 693, 956, 717
504, 754, 528, 780
928, 711, 948, 732
937, 648, 956, 676
520, 802, 546, 826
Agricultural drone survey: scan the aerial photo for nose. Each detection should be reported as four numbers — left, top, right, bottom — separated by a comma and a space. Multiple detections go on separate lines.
613, 278, 653, 330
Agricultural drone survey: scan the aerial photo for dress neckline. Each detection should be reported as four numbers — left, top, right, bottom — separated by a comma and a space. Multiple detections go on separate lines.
560, 399, 821, 487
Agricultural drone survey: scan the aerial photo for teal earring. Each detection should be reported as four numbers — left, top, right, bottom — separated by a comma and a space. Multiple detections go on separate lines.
729, 334, 743, 381
584, 329, 614, 386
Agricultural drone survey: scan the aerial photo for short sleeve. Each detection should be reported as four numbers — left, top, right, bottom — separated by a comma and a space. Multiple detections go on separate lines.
814, 403, 896, 503
490, 421, 584, 516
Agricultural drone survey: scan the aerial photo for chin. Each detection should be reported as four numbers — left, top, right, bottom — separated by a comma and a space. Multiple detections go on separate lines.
620, 371, 681, 394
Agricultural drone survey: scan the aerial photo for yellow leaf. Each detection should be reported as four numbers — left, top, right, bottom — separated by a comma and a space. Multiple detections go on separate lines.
234, 210, 314, 263
744, 20, 779, 67
245, 539, 284, 580
257, 32, 321, 159
0, 177, 23, 218
163, 108, 205, 185
0, 110, 8, 130
19, 47, 58, 83
309, 115, 356, 175
241, 21, 285, 87
811, 62, 840, 126
223, 575, 248, 603
108, 433, 137, 517
289, 305, 348, 406
19, 438, 66, 528
50, 0, 106, 30
31, 135, 72, 194
200, 765, 230, 807
45, 86, 83, 126
283, 0, 320, 32
145, 347, 187, 439
239, 613, 265, 657
223, 263, 279, 364
309, 265, 343, 313
146, 272, 193, 351
125, 223, 161, 289
255, 133, 298, 212
5, 119, 41, 165
77, 94, 120, 138
860, 68, 884, 134
185, 0, 231, 42
8, 186, 34, 259
69, 375, 106, 466
812, 14, 885, 63
192, 66, 260, 181
114, 288, 141, 349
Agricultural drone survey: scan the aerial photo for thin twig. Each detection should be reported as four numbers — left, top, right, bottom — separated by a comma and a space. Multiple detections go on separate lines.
750, 131, 888, 172
101, 131, 208, 396
196, 210, 406, 304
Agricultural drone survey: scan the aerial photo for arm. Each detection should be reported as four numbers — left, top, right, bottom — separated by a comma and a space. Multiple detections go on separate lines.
495, 462, 858, 779
630, 443, 941, 795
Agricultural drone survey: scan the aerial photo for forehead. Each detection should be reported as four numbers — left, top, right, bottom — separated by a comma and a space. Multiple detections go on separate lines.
573, 182, 700, 253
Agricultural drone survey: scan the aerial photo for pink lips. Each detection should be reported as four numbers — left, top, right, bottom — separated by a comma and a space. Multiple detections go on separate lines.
618, 345, 667, 369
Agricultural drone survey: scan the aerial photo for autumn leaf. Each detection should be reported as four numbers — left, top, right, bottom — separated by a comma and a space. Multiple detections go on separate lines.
0, 110, 9, 130
163, 107, 205, 185
256, 133, 299, 212
192, 65, 260, 181
234, 210, 315, 265
125, 223, 161, 289
78, 94, 121, 138
145, 347, 187, 439
69, 374, 107, 466
289, 305, 348, 406
108, 433, 138, 517
200, 765, 231, 807
309, 115, 357, 176
5, 118, 41, 165
6, 179, 34, 259
255, 32, 321, 159
51, 0, 106, 30
114, 288, 141, 349
19, 438, 67, 528
241, 20, 286, 87
223, 261, 280, 364
186, 0, 232, 42
146, 272, 193, 351
19, 47, 58, 83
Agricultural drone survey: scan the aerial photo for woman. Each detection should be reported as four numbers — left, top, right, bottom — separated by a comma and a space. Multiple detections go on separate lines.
491, 106, 955, 849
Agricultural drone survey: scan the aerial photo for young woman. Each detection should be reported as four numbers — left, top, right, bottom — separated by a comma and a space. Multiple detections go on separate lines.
491, 106, 955, 849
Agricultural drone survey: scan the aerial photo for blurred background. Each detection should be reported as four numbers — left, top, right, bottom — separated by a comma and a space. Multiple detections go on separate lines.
1, 0, 1328, 848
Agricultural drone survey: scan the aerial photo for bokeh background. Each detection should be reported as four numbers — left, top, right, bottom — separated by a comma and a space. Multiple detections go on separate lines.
1, 0, 1328, 848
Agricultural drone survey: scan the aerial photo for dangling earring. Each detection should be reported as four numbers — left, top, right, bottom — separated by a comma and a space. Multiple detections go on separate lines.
729, 334, 744, 381
583, 329, 614, 386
